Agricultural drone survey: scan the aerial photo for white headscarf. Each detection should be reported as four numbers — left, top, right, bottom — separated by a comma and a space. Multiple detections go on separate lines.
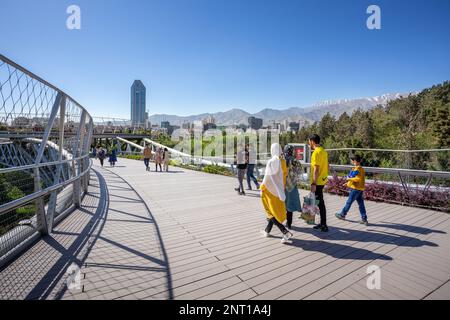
261, 143, 285, 201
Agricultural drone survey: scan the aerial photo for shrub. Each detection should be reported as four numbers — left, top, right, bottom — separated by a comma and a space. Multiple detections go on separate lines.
118, 154, 143, 161
7, 186, 25, 202
203, 165, 234, 177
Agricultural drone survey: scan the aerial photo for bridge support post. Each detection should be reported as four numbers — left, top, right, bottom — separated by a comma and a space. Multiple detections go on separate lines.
34, 92, 62, 235
82, 119, 93, 193
34, 168, 48, 235
73, 111, 87, 208
46, 96, 66, 232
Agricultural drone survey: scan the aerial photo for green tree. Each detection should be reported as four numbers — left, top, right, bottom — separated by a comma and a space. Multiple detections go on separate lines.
318, 113, 336, 142
350, 109, 375, 148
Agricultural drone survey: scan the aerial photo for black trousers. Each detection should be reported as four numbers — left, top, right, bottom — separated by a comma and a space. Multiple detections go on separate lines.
316, 185, 327, 226
144, 158, 150, 168
286, 211, 293, 228
265, 217, 288, 234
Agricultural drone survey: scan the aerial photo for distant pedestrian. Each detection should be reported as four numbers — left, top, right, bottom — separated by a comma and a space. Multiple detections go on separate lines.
109, 147, 118, 167
335, 154, 368, 225
92, 147, 97, 159
155, 147, 163, 172
283, 144, 302, 230
97, 146, 106, 167
260, 143, 293, 244
143, 144, 152, 171
246, 144, 260, 190
234, 147, 247, 195
163, 148, 170, 172
308, 134, 329, 232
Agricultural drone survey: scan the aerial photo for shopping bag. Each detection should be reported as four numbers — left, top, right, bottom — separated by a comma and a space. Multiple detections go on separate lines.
300, 192, 320, 225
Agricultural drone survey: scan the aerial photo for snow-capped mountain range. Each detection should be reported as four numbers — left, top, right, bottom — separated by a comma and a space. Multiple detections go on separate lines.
149, 92, 412, 126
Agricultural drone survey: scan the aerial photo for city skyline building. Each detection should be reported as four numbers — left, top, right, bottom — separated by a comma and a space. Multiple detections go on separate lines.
248, 116, 263, 130
131, 80, 146, 126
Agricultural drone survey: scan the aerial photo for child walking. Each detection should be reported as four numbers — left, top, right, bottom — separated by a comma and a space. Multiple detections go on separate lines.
335, 155, 368, 225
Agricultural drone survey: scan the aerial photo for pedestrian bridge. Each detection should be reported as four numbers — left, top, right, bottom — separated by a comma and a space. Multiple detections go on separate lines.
1, 54, 449, 300
1, 157, 449, 300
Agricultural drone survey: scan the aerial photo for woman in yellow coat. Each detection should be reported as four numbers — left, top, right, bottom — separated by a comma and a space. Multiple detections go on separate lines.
260, 143, 293, 244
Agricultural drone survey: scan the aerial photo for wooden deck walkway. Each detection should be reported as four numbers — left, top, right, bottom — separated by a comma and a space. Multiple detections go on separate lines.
1, 157, 449, 300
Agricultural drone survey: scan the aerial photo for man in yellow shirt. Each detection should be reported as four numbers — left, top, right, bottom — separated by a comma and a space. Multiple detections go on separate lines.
335, 155, 368, 225
308, 134, 329, 232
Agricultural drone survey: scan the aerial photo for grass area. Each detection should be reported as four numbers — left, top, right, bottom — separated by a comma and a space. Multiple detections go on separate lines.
118, 154, 144, 161
203, 165, 235, 177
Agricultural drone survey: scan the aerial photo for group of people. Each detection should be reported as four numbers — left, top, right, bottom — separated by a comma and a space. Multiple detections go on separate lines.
93, 144, 169, 172
94, 145, 117, 167
259, 134, 368, 244
93, 135, 368, 244
143, 144, 170, 172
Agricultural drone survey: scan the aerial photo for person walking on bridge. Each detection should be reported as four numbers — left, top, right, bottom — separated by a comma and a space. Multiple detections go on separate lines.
155, 147, 163, 172
246, 144, 260, 190
143, 144, 152, 171
335, 154, 368, 225
234, 147, 247, 195
97, 146, 106, 167
283, 144, 302, 230
108, 147, 118, 167
308, 134, 329, 232
163, 148, 170, 172
260, 143, 293, 244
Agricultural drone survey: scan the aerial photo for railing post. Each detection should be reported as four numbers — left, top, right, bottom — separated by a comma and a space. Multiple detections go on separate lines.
46, 95, 66, 232
35, 92, 62, 235
82, 118, 93, 193
34, 167, 47, 235
73, 111, 87, 208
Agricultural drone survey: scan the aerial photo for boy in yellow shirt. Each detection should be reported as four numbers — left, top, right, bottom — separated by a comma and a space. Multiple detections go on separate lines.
335, 155, 368, 225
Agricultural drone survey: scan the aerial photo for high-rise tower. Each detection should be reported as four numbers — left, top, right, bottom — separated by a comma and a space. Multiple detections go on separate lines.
131, 80, 146, 126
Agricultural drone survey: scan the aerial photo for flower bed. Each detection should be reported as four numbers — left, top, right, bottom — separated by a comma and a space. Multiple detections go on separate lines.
325, 175, 449, 212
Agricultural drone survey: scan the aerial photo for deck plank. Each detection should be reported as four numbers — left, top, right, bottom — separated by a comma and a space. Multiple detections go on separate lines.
1, 157, 449, 300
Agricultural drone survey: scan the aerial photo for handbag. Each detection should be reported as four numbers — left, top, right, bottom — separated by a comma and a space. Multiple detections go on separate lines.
300, 192, 320, 225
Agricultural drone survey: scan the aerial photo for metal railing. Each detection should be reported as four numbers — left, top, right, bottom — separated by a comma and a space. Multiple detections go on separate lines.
116, 136, 267, 170
92, 117, 148, 134
326, 147, 450, 172
0, 54, 93, 267
116, 136, 449, 199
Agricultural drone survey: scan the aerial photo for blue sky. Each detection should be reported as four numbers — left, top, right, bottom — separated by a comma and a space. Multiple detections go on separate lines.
1, 0, 449, 118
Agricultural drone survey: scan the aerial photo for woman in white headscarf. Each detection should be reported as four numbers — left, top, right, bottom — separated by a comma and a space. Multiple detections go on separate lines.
260, 143, 293, 243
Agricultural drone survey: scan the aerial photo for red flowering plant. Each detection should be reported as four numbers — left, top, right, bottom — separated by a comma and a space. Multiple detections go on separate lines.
325, 174, 449, 212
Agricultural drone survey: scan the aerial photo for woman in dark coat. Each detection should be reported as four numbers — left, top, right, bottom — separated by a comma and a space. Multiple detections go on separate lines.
108, 147, 118, 167
97, 146, 106, 167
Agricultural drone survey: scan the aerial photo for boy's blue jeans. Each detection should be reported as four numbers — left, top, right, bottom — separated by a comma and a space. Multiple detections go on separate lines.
340, 189, 367, 220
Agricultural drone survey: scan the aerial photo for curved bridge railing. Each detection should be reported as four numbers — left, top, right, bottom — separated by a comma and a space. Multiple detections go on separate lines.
0, 54, 93, 267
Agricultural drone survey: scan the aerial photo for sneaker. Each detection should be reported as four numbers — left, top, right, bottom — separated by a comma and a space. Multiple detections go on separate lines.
285, 224, 292, 230
313, 224, 323, 230
260, 230, 270, 238
281, 232, 293, 244
321, 225, 329, 232
335, 213, 345, 220
360, 219, 369, 226
234, 187, 240, 192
